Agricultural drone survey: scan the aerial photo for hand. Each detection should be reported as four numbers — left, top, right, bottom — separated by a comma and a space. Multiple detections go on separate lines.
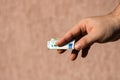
56, 14, 120, 61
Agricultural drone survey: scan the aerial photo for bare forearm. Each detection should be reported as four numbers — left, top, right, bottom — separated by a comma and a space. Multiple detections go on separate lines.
107, 3, 120, 40
112, 3, 120, 18
111, 3, 120, 29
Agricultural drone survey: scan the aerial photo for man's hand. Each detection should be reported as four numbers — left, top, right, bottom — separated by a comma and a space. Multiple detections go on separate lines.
56, 13, 120, 61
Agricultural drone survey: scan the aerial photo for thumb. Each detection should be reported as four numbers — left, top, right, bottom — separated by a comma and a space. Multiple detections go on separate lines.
75, 34, 96, 50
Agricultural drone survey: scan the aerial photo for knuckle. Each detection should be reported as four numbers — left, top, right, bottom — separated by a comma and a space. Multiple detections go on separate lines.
80, 38, 88, 48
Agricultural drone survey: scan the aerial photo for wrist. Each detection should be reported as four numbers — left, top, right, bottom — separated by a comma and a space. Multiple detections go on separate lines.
111, 4, 120, 19
108, 4, 120, 40
110, 4, 120, 30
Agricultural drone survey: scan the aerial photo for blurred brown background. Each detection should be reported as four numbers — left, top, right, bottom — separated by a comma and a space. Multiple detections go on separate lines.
0, 0, 120, 80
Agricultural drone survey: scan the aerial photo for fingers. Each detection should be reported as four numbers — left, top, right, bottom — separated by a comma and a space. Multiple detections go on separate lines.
57, 49, 66, 54
75, 33, 95, 50
70, 45, 91, 60
56, 33, 74, 46
56, 21, 96, 61
70, 49, 80, 61
56, 24, 81, 46
57, 47, 91, 61
70, 45, 91, 61
57, 49, 80, 61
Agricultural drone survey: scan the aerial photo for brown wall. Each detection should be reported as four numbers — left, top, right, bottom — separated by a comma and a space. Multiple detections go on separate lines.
0, 0, 120, 80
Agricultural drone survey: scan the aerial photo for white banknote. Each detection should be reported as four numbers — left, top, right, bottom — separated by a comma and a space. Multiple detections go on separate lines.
47, 38, 75, 49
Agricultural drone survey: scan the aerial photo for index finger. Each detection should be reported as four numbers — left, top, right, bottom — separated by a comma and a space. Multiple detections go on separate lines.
56, 24, 82, 46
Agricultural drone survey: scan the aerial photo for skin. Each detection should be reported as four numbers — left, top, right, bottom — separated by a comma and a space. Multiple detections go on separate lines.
56, 4, 120, 61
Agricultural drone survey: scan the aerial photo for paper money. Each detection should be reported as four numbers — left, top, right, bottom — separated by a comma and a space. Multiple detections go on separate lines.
47, 38, 75, 49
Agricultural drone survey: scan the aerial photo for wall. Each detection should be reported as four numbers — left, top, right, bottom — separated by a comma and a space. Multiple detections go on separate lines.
0, 0, 120, 80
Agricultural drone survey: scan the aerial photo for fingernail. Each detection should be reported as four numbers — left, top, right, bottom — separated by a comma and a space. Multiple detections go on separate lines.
70, 54, 76, 61
56, 41, 59, 45
75, 44, 81, 50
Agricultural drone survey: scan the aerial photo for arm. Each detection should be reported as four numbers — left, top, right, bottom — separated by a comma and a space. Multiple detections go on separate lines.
110, 4, 120, 40
56, 4, 120, 61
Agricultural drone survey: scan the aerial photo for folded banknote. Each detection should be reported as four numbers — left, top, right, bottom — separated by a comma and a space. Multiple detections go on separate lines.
47, 38, 75, 49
